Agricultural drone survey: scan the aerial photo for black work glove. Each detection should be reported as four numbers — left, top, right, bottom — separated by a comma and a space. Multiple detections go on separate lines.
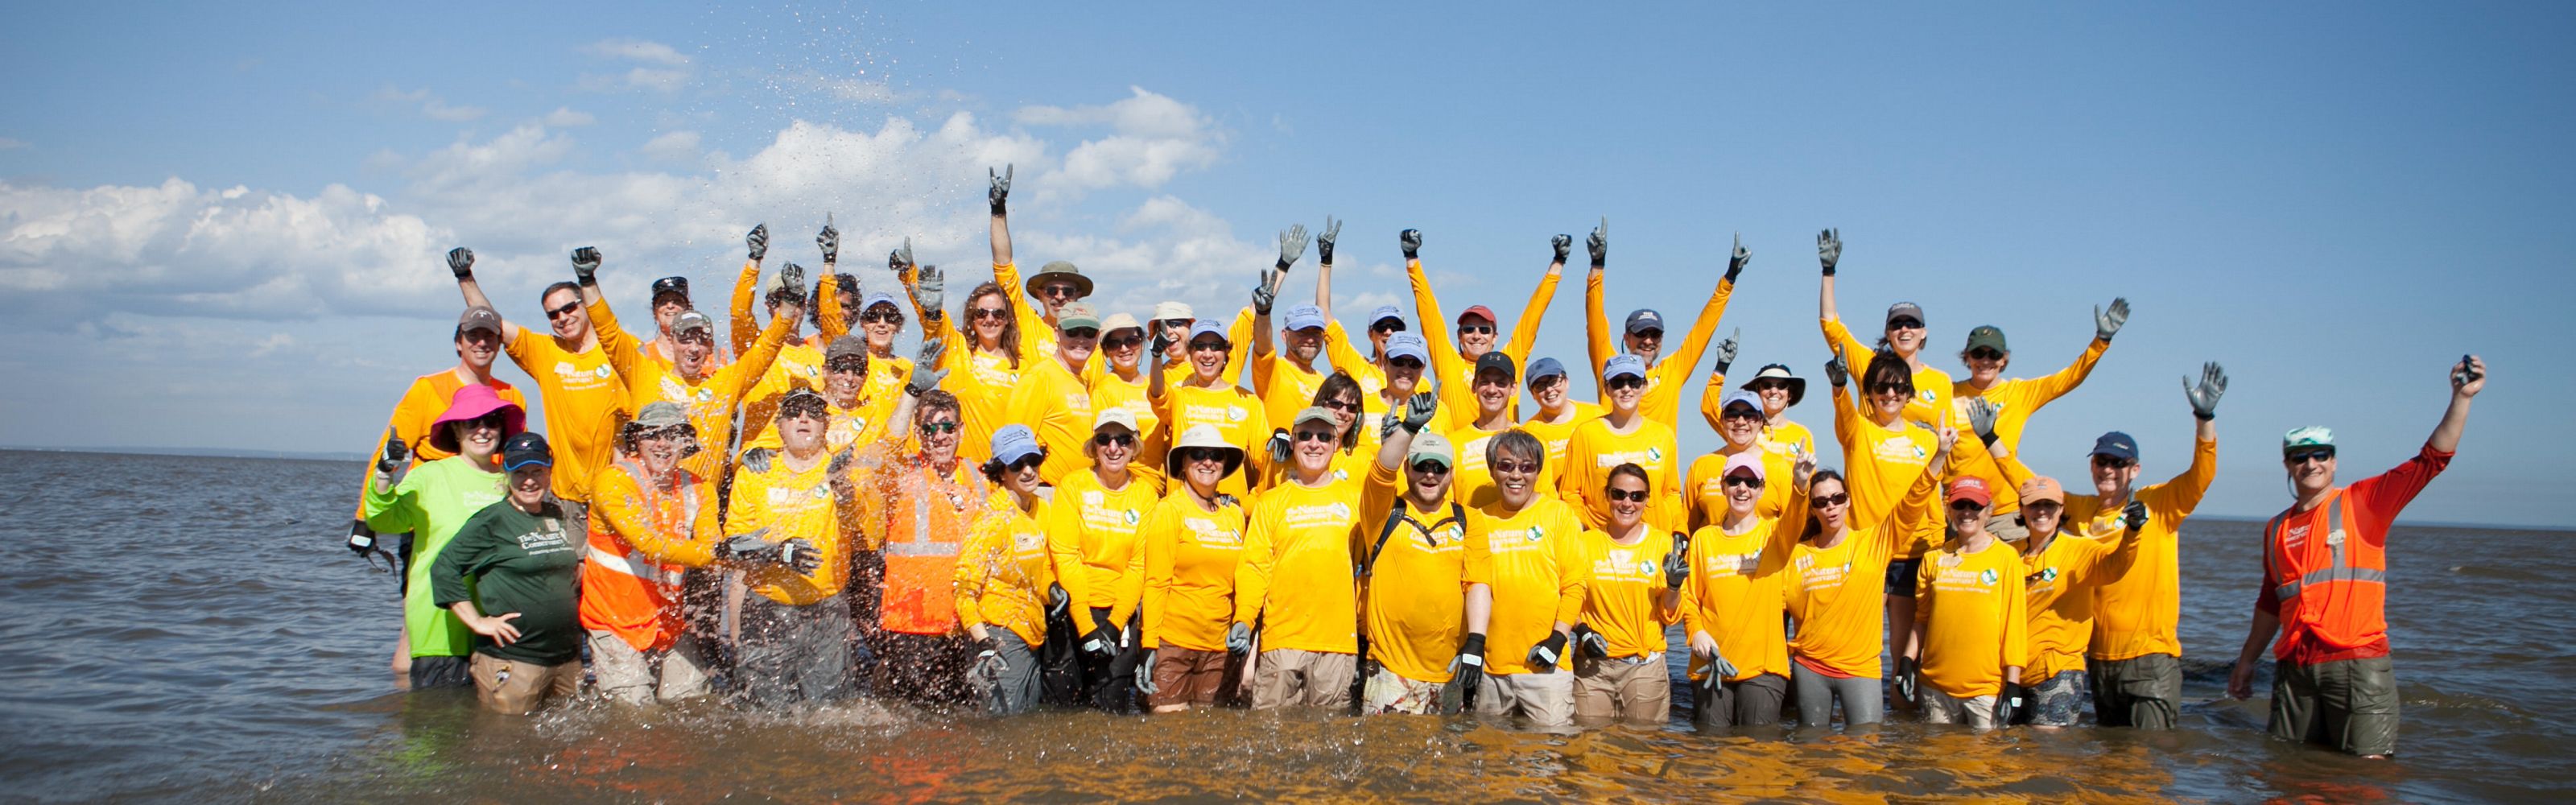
375, 434, 411, 475
1250, 269, 1279, 316
1440, 633, 1488, 713
345, 519, 378, 557
1083, 606, 1122, 660
1315, 215, 1340, 264
1529, 631, 1571, 671
570, 246, 601, 285
1713, 328, 1740, 375
2123, 499, 2150, 535
1150, 330, 1174, 363
778, 538, 822, 575
1587, 217, 1608, 269
1570, 624, 1610, 660
1895, 656, 1920, 704
1724, 233, 1749, 283
715, 528, 778, 566
1046, 582, 1071, 620
1823, 348, 1851, 389
1399, 229, 1422, 262
988, 164, 1013, 214
445, 247, 474, 279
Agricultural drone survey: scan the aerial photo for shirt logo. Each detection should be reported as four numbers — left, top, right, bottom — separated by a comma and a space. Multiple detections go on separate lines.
1228, 407, 1247, 423
1125, 510, 1141, 526
1639, 559, 1658, 576
1526, 525, 1546, 543
1979, 568, 1999, 585
1646, 446, 1664, 462
1084, 489, 1105, 506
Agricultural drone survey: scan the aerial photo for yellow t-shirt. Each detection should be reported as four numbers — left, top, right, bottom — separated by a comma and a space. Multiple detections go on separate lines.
1043, 470, 1161, 623
1157, 382, 1268, 498
1574, 529, 1678, 658
1682, 447, 1792, 532
1785, 467, 1938, 678
955, 500, 1055, 646
723, 456, 855, 605
1680, 500, 1806, 682
1464, 495, 1591, 675
1359, 462, 1474, 684
2070, 436, 2216, 662
1557, 417, 1686, 534
502, 328, 625, 504
1831, 386, 1942, 560
1585, 270, 1736, 427
1234, 479, 1364, 654
1913, 539, 2029, 698
1005, 355, 1096, 486
1133, 493, 1249, 653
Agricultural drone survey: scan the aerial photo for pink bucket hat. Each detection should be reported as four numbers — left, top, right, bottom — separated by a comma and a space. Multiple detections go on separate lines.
427, 385, 526, 453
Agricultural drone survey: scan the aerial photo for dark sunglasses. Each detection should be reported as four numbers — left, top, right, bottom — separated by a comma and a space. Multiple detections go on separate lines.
1180, 449, 1228, 465
1005, 455, 1044, 472
1888, 317, 1924, 330
1606, 488, 1649, 503
544, 300, 582, 320
1608, 376, 1648, 390
1967, 348, 2004, 361
1749, 381, 1791, 394
1061, 328, 1100, 340
1092, 432, 1137, 448
1949, 501, 1988, 512
1322, 398, 1360, 413
1721, 407, 1765, 421
969, 308, 1011, 321
1104, 335, 1145, 350
1723, 476, 1763, 489
861, 310, 904, 324
1868, 385, 1912, 398
919, 420, 961, 434
1389, 357, 1425, 370
1039, 283, 1083, 298
1810, 493, 1852, 508
1491, 460, 1538, 475
462, 412, 508, 429
1458, 324, 1495, 335
1632, 328, 1665, 341
1294, 430, 1337, 444
1410, 461, 1451, 476
2091, 456, 2137, 469
1371, 321, 1407, 334
2288, 450, 2334, 465
1189, 340, 1228, 353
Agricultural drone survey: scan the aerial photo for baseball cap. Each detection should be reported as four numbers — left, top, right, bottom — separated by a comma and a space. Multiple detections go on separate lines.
1292, 406, 1339, 429
1385, 332, 1430, 364
1719, 390, 1763, 415
1458, 305, 1497, 325
1093, 407, 1139, 433
2017, 475, 2066, 506
1406, 431, 1455, 470
989, 424, 1043, 465
1187, 319, 1228, 344
2282, 426, 2335, 456
2089, 431, 2140, 462
1946, 477, 1992, 506
1965, 325, 2008, 353
1886, 302, 1926, 328
671, 310, 715, 337
1604, 353, 1648, 381
457, 305, 504, 335
500, 431, 553, 472
1368, 305, 1406, 328
1475, 351, 1517, 383
1723, 452, 1765, 481
1150, 301, 1195, 325
825, 333, 869, 365
1624, 308, 1665, 335
650, 276, 691, 302
861, 291, 903, 314
1282, 304, 1327, 332
1055, 302, 1101, 332
1525, 357, 1568, 386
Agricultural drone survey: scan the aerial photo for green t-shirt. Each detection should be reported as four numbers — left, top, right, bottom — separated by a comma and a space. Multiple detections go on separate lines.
431, 499, 583, 665
364, 456, 506, 658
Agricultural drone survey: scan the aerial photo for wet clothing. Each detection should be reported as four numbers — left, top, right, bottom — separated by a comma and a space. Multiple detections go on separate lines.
1572, 654, 1670, 724
592, 291, 795, 481
1922, 690, 2004, 729
501, 329, 625, 504
1362, 664, 1446, 715
1148, 644, 1245, 709
734, 593, 857, 708
1466, 496, 1591, 677
1695, 672, 1789, 729
2069, 436, 2217, 663
1584, 271, 1736, 427
1793, 663, 1884, 729
587, 630, 713, 704
581, 460, 720, 653
2269, 655, 2399, 756
1135, 492, 1249, 654
1406, 258, 1559, 422
979, 631, 1045, 716
2013, 669, 2088, 727
1558, 417, 1686, 534
1235, 478, 1365, 655
364, 457, 507, 660
955, 499, 1055, 648
1679, 496, 1807, 684
848, 447, 993, 637
429, 500, 581, 666
2088, 653, 2182, 729
1786, 462, 1941, 679
467, 653, 580, 715
1913, 539, 2030, 700
1475, 667, 1575, 727
727, 456, 858, 605
1250, 647, 1357, 710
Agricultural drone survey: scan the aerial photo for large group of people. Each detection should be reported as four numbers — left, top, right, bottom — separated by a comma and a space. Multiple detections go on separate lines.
352, 167, 2484, 758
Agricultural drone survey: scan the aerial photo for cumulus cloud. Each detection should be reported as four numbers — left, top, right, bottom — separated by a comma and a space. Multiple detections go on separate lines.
581, 38, 691, 66
542, 107, 596, 127
578, 38, 694, 93
1016, 86, 1223, 194
374, 85, 487, 122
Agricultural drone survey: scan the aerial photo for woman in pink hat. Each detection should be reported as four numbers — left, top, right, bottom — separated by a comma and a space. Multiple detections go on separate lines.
363, 385, 526, 690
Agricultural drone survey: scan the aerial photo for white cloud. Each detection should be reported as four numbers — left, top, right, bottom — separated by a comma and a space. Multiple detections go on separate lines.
542, 107, 596, 127
374, 85, 487, 122
637, 130, 700, 162
581, 38, 691, 67
1014, 86, 1222, 193
578, 39, 694, 93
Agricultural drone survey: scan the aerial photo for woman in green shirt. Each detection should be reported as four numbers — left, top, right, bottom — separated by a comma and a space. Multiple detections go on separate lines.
432, 431, 583, 715
364, 384, 522, 689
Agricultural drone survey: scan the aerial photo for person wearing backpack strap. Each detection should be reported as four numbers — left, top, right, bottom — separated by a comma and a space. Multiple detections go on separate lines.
1355, 394, 1477, 715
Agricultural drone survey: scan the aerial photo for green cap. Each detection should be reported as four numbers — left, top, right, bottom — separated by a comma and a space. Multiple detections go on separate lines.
1965, 325, 2008, 353
1055, 302, 1102, 332
2282, 426, 2334, 455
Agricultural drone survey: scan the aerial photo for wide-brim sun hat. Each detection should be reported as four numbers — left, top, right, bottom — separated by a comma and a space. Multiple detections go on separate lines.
623, 400, 703, 457
1166, 424, 1245, 479
428, 385, 526, 453
1739, 364, 1807, 408
1024, 260, 1095, 299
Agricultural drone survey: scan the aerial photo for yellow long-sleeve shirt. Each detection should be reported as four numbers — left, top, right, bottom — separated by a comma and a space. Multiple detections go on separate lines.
1765, 419, 1817, 462
1358, 461, 1474, 684
2071, 436, 2215, 662
1913, 539, 2029, 698
917, 297, 1024, 467
502, 326, 625, 504
1831, 385, 1943, 560
956, 499, 1055, 646
1044, 470, 1161, 624
1823, 316, 2019, 515
1680, 492, 1806, 682
733, 266, 832, 450
1586, 272, 1736, 427
1682, 446, 1793, 532
1155, 382, 1269, 498
1466, 495, 1591, 676
1439, 421, 1555, 512
1233, 479, 1364, 654
1407, 258, 1558, 422
1521, 402, 1606, 474
1992, 450, 2144, 680
1133, 493, 1248, 653
1089, 369, 1166, 494
1321, 320, 1386, 399
1574, 529, 1678, 659
1786, 464, 1940, 679
592, 291, 794, 481
1558, 417, 1686, 534
1004, 355, 1096, 486
1951, 336, 2110, 452
724, 455, 857, 605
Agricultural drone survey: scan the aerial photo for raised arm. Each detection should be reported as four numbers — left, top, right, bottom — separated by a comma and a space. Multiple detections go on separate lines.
1581, 225, 1612, 386
1661, 235, 1748, 380
1815, 227, 1842, 323
987, 165, 1013, 268
729, 227, 767, 356
1374, 393, 1436, 470
444, 248, 525, 343
1505, 239, 1566, 361
2428, 354, 2483, 453
1313, 216, 1340, 320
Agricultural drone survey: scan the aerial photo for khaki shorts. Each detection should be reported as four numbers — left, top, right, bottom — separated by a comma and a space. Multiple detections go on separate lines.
469, 652, 581, 715
1573, 654, 1670, 724
1922, 689, 2004, 729
1150, 646, 1244, 710
1251, 648, 1357, 710
587, 630, 713, 705
1475, 667, 1575, 728
1362, 665, 1446, 715
2270, 655, 2399, 756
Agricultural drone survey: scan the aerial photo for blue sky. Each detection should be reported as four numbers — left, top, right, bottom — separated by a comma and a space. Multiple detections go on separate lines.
2, 2, 2567, 527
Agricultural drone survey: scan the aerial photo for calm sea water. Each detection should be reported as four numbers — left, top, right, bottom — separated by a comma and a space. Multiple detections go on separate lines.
1, 449, 2568, 803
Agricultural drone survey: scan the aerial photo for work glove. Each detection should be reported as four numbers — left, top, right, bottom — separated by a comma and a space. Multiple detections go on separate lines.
1150, 329, 1174, 363
1529, 631, 1571, 671
2452, 353, 2484, 392
1316, 215, 1341, 265
2183, 361, 2228, 421
1399, 229, 1422, 262
1823, 346, 1851, 389
776, 262, 808, 303
1895, 656, 1920, 704
1378, 411, 1403, 442
1226, 621, 1254, 654
1714, 328, 1740, 374
1083, 607, 1123, 661
2123, 499, 2150, 535
1046, 582, 1071, 620
714, 528, 778, 565
345, 519, 379, 558
375, 434, 411, 475
816, 216, 839, 264
1817, 228, 1841, 276
1725, 233, 1749, 283
1136, 650, 1158, 696
1964, 398, 2001, 448
1662, 533, 1690, 588
746, 224, 769, 262
445, 247, 475, 279
1401, 391, 1439, 433
2095, 297, 2130, 342
1266, 429, 1292, 466
1251, 268, 1280, 316
1705, 646, 1739, 681
906, 257, 941, 319
1551, 233, 1572, 265
1570, 624, 1610, 660
988, 164, 1012, 214
570, 246, 601, 285
1587, 217, 1608, 268
970, 638, 1008, 686
737, 447, 776, 475
907, 338, 949, 396
1440, 633, 1488, 712
1275, 223, 1309, 272
2005, 683, 2030, 716
778, 539, 822, 575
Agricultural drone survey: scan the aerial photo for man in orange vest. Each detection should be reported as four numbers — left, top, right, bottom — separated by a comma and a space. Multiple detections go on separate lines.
2227, 355, 2483, 758
847, 353, 997, 706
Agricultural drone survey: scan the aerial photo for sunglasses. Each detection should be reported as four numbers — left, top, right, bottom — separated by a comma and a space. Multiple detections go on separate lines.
1868, 386, 1912, 398
2287, 450, 2334, 465
1005, 455, 1044, 472
1632, 328, 1665, 341
1810, 493, 1852, 508
634, 425, 690, 442
1608, 376, 1647, 390
969, 308, 1011, 321
1949, 501, 1988, 512
1182, 449, 1228, 465
1104, 335, 1144, 350
1092, 432, 1137, 448
462, 412, 508, 429
1190, 341, 1228, 353
2091, 456, 2136, 469
1458, 324, 1495, 336
1723, 476, 1763, 489
545, 299, 582, 320
861, 310, 904, 324
826, 361, 868, 375
1061, 328, 1100, 340
1491, 460, 1538, 475
1888, 317, 1924, 330
1721, 408, 1765, 421
1750, 382, 1791, 394
1040, 283, 1083, 299
920, 420, 961, 435
1323, 398, 1360, 413
1371, 322, 1406, 334
1410, 461, 1450, 476
1294, 430, 1337, 444
1967, 348, 2004, 361
1389, 357, 1425, 370
1605, 488, 1649, 503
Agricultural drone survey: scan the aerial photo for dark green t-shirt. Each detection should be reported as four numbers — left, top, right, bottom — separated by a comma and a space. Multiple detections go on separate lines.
430, 500, 582, 665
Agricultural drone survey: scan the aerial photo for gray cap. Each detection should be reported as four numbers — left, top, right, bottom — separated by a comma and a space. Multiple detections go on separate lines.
672, 309, 715, 337
457, 305, 504, 335
826, 333, 869, 365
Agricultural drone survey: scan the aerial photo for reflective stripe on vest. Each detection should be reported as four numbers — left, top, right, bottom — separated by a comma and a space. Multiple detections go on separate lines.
2264, 490, 2386, 603
588, 543, 687, 585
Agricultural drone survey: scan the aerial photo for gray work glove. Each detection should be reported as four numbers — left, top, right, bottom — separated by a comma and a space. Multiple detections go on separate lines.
1817, 228, 1841, 276
570, 246, 601, 285
1725, 233, 1749, 283
970, 638, 1007, 686
1587, 217, 1608, 268
1275, 223, 1309, 272
1137, 650, 1159, 696
1964, 397, 2001, 448
1706, 646, 1739, 680
1226, 621, 1254, 654
1714, 328, 1740, 374
989, 164, 1012, 214
908, 337, 950, 396
1266, 429, 1292, 467
1571, 624, 1610, 660
1400, 392, 1439, 434
1662, 534, 1690, 588
746, 224, 769, 262
776, 262, 808, 303
738, 447, 776, 475
1251, 269, 1280, 316
445, 247, 474, 279
1823, 346, 1851, 389
1378, 411, 1403, 442
375, 434, 411, 475
2183, 361, 2228, 421
816, 216, 839, 264
715, 528, 777, 564
907, 257, 941, 320
1400, 229, 1422, 261
1551, 233, 1572, 265
1316, 215, 1341, 265
2095, 296, 2130, 342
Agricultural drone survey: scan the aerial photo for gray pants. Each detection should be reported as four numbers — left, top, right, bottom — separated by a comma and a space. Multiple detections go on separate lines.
2270, 655, 2398, 756
979, 632, 1044, 716
734, 594, 856, 708
1791, 663, 1884, 728
2089, 653, 2182, 729
1695, 672, 1790, 729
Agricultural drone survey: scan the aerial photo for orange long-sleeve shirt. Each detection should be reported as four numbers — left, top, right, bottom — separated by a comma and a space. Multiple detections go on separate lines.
592, 290, 795, 481
1407, 258, 1559, 422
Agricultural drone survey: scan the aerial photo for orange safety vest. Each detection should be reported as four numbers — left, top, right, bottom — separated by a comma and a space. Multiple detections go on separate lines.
869, 453, 991, 635
2262, 489, 2386, 657
579, 458, 704, 652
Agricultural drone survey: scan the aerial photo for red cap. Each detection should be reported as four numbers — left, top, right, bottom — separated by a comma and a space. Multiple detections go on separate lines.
1946, 477, 1992, 507
1458, 305, 1497, 325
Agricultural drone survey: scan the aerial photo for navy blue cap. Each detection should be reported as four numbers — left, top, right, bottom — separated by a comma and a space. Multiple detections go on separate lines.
2089, 431, 2139, 462
1525, 357, 1567, 386
1624, 308, 1665, 335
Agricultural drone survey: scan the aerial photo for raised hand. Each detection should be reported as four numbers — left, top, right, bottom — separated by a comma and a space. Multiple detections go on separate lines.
1402, 391, 1439, 433
1715, 328, 1740, 374
445, 247, 475, 279
777, 262, 807, 300
909, 337, 950, 395
376, 434, 411, 474
1662, 535, 1690, 588
1823, 345, 1851, 388
1150, 329, 1174, 362
1725, 233, 1751, 282
1551, 234, 1572, 266
908, 258, 943, 318
1587, 217, 1608, 268
2451, 354, 2486, 397
1817, 228, 1841, 276
570, 247, 601, 285
989, 164, 1013, 214
1276, 223, 1310, 271
1266, 429, 1292, 466
1250, 268, 1281, 316
1316, 215, 1341, 265
816, 215, 840, 264
2183, 361, 2228, 420
2095, 297, 2130, 342
1400, 229, 1422, 262
2122, 499, 2150, 535
1964, 397, 2001, 446
738, 447, 776, 475
747, 224, 770, 262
